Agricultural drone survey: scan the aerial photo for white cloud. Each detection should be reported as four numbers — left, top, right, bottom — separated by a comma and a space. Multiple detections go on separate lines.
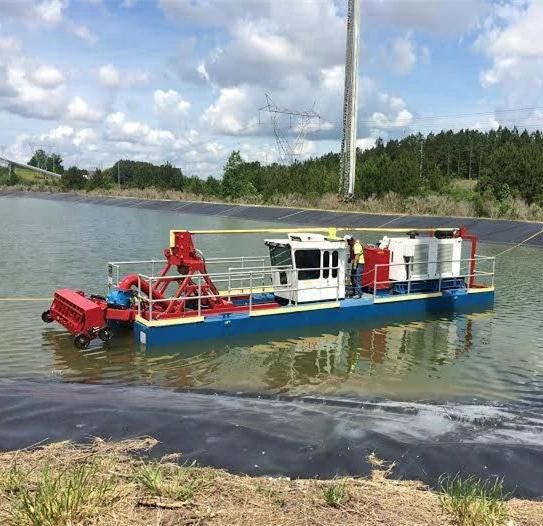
421, 46, 431, 65
104, 111, 178, 147
40, 124, 74, 141
154, 89, 191, 114
98, 63, 149, 89
203, 86, 259, 135
356, 137, 377, 151
1, 66, 66, 119
477, 1, 543, 114
383, 33, 417, 75
0, 37, 21, 53
2, 0, 95, 43
98, 64, 121, 88
34, 0, 64, 25
364, 0, 489, 35
69, 24, 97, 44
200, 1, 344, 87
32, 65, 64, 88
67, 96, 102, 122
159, 0, 268, 26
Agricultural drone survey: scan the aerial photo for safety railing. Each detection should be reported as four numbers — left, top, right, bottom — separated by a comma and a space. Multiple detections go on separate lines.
370, 255, 495, 300
134, 264, 344, 319
107, 256, 269, 290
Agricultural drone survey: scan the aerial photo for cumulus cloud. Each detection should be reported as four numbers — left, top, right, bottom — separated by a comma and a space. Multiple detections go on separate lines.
382, 33, 417, 75
154, 89, 191, 114
199, 1, 344, 88
104, 111, 179, 147
98, 64, 120, 88
0, 66, 66, 119
364, 0, 489, 35
2, 0, 96, 43
159, 0, 268, 26
477, 1, 543, 115
98, 63, 149, 89
67, 96, 102, 122
32, 65, 64, 88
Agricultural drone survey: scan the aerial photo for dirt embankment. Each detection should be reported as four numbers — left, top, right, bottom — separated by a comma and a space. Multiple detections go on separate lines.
0, 437, 541, 526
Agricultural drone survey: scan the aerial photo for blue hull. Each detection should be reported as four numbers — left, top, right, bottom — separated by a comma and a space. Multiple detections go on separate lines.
134, 289, 495, 347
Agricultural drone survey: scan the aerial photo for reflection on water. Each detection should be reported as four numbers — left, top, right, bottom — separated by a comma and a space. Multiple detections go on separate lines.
1, 196, 543, 406
40, 309, 492, 402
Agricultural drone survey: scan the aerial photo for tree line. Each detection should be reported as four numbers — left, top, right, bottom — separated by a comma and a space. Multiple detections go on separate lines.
3, 127, 542, 207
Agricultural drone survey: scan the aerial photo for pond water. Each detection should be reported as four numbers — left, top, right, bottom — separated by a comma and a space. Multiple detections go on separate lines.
1, 196, 542, 406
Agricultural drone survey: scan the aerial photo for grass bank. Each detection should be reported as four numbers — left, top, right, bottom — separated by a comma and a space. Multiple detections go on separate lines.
3, 178, 543, 222
0, 437, 541, 526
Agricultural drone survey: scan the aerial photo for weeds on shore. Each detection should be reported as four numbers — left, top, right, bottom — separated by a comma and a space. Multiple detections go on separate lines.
439, 474, 510, 526
135, 461, 214, 503
322, 481, 348, 507
8, 462, 120, 526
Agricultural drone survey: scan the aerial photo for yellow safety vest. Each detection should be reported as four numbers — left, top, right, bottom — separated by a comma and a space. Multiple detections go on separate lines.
352, 240, 364, 267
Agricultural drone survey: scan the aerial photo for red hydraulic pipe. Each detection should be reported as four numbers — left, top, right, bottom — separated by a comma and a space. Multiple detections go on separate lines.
118, 274, 166, 301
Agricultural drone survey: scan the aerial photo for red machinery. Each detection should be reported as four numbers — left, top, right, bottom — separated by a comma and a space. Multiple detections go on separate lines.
362, 246, 391, 291
42, 230, 277, 349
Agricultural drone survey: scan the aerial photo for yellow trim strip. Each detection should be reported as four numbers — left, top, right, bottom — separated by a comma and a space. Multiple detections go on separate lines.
218, 286, 273, 296
468, 287, 495, 294
374, 292, 443, 303
135, 315, 204, 327
250, 301, 340, 317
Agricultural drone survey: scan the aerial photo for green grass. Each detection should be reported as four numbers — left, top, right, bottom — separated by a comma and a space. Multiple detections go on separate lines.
135, 462, 213, 503
322, 481, 348, 508
439, 474, 510, 526
0, 464, 24, 495
255, 482, 286, 507
8, 462, 119, 526
14, 166, 57, 184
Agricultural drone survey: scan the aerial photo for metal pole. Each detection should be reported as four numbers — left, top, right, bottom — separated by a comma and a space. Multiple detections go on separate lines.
419, 137, 424, 179
338, 0, 360, 199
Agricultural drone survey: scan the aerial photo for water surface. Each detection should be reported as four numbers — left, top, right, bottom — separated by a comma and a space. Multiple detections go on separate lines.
1, 196, 542, 406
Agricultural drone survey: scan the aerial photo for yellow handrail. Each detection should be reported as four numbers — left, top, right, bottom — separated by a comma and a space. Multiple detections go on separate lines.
170, 226, 458, 246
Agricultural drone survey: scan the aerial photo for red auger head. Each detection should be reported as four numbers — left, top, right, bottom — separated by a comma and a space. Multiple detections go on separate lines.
164, 230, 206, 273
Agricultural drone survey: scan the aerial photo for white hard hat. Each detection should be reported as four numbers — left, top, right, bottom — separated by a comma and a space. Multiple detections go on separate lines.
343, 234, 353, 241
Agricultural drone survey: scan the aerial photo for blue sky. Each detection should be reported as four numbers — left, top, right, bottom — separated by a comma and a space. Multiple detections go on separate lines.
1, 0, 542, 176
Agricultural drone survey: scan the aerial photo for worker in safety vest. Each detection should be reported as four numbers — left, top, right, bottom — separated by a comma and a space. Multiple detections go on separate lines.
344, 235, 364, 297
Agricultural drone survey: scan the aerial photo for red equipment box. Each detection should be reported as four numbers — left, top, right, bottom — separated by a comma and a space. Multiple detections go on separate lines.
362, 247, 391, 290
50, 289, 106, 336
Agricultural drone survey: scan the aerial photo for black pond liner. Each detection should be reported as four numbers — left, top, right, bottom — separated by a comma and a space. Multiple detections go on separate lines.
0, 379, 542, 498
2, 190, 543, 246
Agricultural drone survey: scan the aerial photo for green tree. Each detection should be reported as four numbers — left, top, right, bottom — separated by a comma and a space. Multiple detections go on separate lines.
85, 169, 112, 190
28, 150, 64, 174
222, 151, 258, 197
61, 166, 86, 190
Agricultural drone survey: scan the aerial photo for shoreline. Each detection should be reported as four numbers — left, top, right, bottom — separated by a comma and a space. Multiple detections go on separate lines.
1, 437, 541, 526
2, 186, 542, 246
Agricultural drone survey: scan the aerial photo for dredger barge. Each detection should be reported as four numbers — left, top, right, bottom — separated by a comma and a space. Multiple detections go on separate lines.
42, 226, 495, 349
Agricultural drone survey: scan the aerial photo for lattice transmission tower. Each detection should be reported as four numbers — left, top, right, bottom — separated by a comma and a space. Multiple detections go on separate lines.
338, 0, 361, 199
259, 94, 320, 165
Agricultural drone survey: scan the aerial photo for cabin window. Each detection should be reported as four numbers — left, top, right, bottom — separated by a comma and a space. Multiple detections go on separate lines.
332, 251, 339, 278
294, 250, 321, 280
323, 251, 330, 278
269, 245, 292, 268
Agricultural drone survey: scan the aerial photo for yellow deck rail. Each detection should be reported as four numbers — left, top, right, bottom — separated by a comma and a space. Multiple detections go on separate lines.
170, 227, 458, 247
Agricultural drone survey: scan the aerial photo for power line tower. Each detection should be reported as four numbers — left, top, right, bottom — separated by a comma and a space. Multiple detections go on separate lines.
338, 0, 361, 199
259, 94, 320, 165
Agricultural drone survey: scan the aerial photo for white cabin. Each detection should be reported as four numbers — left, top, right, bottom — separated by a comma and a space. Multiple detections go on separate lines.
265, 233, 347, 304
